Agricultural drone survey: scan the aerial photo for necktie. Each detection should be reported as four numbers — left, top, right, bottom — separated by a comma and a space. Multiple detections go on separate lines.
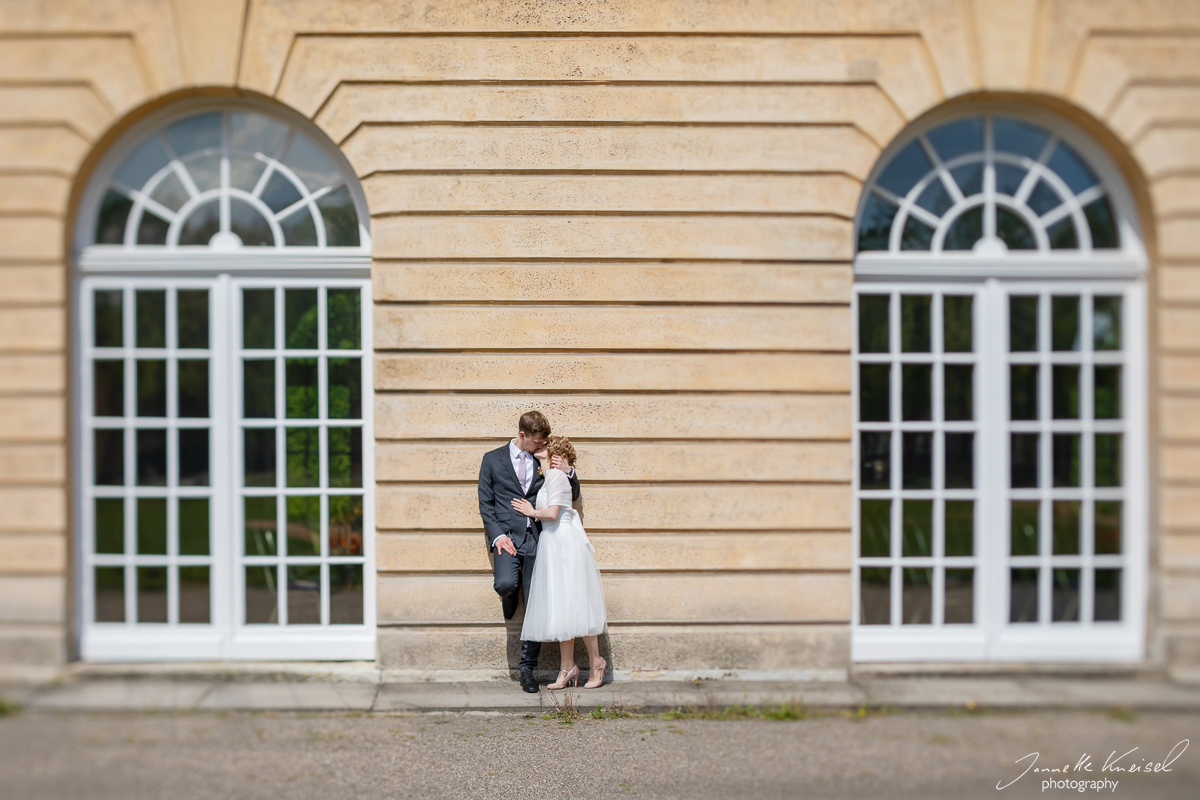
518, 451, 527, 492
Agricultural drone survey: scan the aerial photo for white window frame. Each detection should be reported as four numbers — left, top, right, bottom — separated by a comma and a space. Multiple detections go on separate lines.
851, 105, 1148, 664
73, 98, 374, 662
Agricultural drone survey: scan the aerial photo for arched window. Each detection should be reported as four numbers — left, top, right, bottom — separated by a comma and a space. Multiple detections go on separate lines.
852, 109, 1147, 663
76, 100, 373, 662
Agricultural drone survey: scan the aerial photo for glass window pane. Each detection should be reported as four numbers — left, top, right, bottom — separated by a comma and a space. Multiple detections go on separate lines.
95, 190, 133, 245
178, 359, 209, 418
858, 295, 889, 353
1052, 296, 1080, 351
926, 118, 982, 163
179, 566, 210, 624
859, 567, 890, 625
877, 141, 932, 198
902, 568, 932, 625
94, 567, 125, 622
229, 111, 289, 157
1085, 197, 1119, 249
1046, 142, 1097, 194
1052, 568, 1081, 622
1094, 366, 1121, 419
179, 429, 209, 487
244, 496, 277, 556
136, 360, 166, 417
243, 360, 276, 418
286, 427, 320, 487
136, 429, 167, 486
260, 171, 302, 213
1052, 365, 1079, 419
996, 165, 1027, 197
900, 215, 934, 250
994, 118, 1050, 159
857, 194, 898, 251
1095, 501, 1122, 555
136, 566, 168, 623
94, 290, 124, 347
243, 428, 276, 487
859, 432, 890, 491
176, 290, 209, 349
901, 364, 931, 421
1094, 296, 1122, 351
902, 432, 932, 490
902, 500, 932, 557
230, 199, 274, 247
943, 206, 983, 250
944, 501, 973, 556
944, 364, 973, 421
242, 289, 275, 349
1095, 434, 1122, 487
328, 357, 361, 420
178, 498, 210, 556
94, 429, 124, 485
944, 433, 974, 489
330, 565, 364, 625
859, 364, 889, 422
328, 289, 361, 350
136, 497, 167, 555
1011, 501, 1039, 556
1011, 433, 1039, 488
93, 360, 124, 417
94, 498, 124, 554
165, 112, 221, 157
114, 135, 170, 190
285, 358, 318, 418
944, 568, 974, 624
287, 565, 322, 625
1052, 434, 1080, 488
1010, 365, 1038, 420
996, 207, 1035, 250
136, 290, 166, 348
1027, 179, 1063, 217
328, 427, 363, 489
1010, 568, 1039, 623
329, 496, 364, 556
285, 289, 318, 349
950, 163, 983, 197
915, 178, 953, 217
183, 154, 221, 194
943, 295, 973, 352
1009, 295, 1039, 352
284, 135, 340, 192
1052, 501, 1081, 555
1047, 217, 1079, 249
318, 185, 361, 247
245, 565, 278, 624
900, 295, 931, 352
280, 208, 318, 246
1095, 569, 1121, 622
179, 200, 220, 246
859, 500, 890, 558
136, 211, 169, 245
286, 496, 320, 557
229, 155, 267, 193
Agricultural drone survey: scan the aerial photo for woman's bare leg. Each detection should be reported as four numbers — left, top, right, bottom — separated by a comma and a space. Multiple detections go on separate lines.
583, 635, 606, 687
548, 639, 578, 688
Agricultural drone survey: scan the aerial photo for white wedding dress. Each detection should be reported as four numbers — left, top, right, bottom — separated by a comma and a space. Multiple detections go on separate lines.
520, 468, 607, 642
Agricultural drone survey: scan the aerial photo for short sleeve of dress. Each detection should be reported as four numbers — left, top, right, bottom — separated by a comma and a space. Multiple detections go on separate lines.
546, 469, 573, 508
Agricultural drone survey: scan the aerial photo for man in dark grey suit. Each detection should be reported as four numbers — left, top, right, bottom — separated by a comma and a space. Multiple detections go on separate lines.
478, 410, 580, 693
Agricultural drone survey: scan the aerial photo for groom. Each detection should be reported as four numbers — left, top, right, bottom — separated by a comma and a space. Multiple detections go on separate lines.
478, 410, 580, 693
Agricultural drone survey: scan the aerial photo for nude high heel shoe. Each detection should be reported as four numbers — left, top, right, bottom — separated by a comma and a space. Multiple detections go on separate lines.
548, 665, 578, 690
584, 656, 607, 689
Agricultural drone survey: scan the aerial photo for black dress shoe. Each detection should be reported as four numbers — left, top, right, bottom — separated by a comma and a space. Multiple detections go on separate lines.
501, 592, 519, 620
520, 673, 539, 693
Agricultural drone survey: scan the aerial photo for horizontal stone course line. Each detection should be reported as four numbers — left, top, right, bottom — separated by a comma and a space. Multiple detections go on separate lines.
376, 394, 851, 441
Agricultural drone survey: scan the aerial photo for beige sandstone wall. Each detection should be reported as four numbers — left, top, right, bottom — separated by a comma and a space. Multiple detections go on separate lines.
0, 0, 1196, 676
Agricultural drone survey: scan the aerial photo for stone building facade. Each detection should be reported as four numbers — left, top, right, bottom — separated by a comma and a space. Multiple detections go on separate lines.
0, 0, 1197, 681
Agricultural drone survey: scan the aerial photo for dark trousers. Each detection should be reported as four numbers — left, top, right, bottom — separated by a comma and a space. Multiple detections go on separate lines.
493, 545, 541, 675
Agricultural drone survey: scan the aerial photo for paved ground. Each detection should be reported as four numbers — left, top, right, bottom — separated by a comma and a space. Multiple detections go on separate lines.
0, 706, 1195, 800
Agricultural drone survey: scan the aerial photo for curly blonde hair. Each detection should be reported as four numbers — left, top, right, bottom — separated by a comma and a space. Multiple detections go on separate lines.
546, 435, 576, 467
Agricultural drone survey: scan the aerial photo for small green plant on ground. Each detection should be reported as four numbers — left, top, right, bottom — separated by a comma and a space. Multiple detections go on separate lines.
544, 690, 579, 724
0, 698, 22, 717
661, 702, 810, 721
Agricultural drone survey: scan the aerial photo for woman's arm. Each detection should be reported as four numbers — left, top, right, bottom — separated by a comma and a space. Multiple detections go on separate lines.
511, 498, 560, 521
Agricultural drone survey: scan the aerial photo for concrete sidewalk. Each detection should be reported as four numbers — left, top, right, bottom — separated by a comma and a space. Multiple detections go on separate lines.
7, 674, 1200, 713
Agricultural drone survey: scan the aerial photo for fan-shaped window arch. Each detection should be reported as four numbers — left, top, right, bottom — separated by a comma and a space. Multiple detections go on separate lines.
855, 111, 1143, 277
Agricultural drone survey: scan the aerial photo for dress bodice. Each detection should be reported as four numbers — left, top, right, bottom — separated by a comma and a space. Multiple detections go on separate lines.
535, 468, 573, 513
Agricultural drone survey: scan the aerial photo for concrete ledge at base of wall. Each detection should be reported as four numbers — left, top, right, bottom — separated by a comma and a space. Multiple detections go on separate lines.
8, 675, 1200, 714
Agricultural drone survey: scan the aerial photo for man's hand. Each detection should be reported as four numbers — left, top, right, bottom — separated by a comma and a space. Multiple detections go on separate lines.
550, 455, 573, 475
493, 534, 517, 556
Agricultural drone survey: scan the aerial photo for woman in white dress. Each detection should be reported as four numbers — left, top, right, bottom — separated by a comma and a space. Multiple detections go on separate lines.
511, 435, 608, 689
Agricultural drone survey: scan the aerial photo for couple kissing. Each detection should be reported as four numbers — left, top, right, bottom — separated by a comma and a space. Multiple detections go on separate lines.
477, 411, 609, 693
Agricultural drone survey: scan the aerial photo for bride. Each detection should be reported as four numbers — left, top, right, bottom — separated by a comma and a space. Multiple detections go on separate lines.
511, 435, 608, 689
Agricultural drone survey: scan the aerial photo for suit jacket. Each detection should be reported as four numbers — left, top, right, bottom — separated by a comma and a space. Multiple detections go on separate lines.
478, 444, 581, 553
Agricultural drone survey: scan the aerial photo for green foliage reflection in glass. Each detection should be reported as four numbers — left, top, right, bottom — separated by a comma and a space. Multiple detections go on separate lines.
858, 295, 889, 353
859, 500, 890, 557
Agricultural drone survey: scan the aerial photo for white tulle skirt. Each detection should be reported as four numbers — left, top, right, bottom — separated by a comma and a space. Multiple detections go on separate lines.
520, 508, 607, 642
